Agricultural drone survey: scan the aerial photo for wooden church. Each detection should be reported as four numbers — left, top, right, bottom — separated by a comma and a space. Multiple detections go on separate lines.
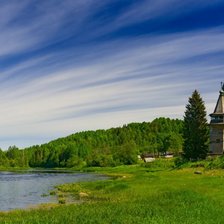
209, 83, 224, 154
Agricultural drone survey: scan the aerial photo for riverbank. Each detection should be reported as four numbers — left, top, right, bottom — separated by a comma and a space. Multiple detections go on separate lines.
1, 162, 224, 223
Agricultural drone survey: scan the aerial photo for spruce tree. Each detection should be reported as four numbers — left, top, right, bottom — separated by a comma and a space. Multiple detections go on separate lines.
183, 90, 209, 160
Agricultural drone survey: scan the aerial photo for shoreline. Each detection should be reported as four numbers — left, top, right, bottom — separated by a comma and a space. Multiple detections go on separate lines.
0, 169, 110, 212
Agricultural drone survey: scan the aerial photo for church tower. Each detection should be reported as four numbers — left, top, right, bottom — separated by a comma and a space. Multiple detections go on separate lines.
209, 83, 224, 154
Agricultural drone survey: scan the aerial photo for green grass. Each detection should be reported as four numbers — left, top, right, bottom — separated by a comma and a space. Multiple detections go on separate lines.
1, 161, 224, 223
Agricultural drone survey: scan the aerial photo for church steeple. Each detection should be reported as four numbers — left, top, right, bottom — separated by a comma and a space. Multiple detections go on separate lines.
209, 83, 224, 154
211, 83, 224, 115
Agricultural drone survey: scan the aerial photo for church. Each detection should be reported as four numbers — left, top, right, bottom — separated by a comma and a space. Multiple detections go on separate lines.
209, 83, 224, 154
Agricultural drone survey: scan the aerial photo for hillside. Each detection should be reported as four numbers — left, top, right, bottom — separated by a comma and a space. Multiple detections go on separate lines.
0, 117, 183, 168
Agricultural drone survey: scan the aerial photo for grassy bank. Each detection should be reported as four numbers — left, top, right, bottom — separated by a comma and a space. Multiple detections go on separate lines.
1, 161, 224, 223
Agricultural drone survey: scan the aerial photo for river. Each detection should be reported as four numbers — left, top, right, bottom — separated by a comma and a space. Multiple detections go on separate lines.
0, 170, 106, 211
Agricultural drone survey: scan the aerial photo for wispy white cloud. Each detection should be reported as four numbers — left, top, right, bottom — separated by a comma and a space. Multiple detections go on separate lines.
0, 0, 105, 56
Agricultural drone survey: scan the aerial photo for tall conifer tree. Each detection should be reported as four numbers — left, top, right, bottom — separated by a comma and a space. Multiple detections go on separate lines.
183, 90, 209, 160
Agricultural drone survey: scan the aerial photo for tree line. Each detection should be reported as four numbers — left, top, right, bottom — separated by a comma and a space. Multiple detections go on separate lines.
0, 117, 183, 168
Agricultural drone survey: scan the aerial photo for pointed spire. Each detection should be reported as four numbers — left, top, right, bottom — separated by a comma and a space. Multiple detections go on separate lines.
213, 82, 224, 114
213, 95, 224, 113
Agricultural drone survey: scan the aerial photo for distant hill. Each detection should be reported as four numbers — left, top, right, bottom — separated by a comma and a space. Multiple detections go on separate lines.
0, 117, 183, 168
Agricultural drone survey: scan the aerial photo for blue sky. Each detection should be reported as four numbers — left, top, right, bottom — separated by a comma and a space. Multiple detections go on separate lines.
0, 0, 224, 149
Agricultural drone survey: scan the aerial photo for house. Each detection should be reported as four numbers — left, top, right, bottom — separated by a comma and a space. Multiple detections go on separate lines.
164, 152, 174, 158
144, 157, 155, 163
141, 153, 156, 163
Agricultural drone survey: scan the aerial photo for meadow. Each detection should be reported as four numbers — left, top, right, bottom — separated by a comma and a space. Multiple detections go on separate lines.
1, 159, 224, 223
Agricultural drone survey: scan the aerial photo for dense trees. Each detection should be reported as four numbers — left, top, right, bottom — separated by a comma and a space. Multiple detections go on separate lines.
0, 149, 9, 167
0, 117, 183, 168
183, 90, 209, 160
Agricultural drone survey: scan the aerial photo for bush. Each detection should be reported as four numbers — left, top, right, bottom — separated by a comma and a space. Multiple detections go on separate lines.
206, 156, 224, 169
142, 158, 175, 169
174, 157, 188, 168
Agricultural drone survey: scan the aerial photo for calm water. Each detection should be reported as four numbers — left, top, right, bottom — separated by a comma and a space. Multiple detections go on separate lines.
0, 171, 106, 211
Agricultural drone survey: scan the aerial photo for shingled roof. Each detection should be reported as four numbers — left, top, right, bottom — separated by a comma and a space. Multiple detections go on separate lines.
213, 94, 224, 114
211, 83, 224, 115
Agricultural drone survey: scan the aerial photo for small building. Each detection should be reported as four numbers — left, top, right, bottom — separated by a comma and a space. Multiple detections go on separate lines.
164, 154, 174, 158
161, 152, 174, 158
144, 157, 155, 163
209, 83, 224, 154
141, 153, 156, 163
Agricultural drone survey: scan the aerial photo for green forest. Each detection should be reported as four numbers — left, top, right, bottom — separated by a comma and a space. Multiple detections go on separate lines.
0, 117, 183, 169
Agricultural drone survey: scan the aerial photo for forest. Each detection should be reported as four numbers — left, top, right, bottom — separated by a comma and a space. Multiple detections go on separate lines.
0, 117, 183, 168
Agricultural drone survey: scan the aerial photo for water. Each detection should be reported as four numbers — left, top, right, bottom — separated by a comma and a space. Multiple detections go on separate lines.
0, 171, 106, 211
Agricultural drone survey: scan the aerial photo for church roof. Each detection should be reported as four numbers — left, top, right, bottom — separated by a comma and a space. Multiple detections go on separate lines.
212, 91, 224, 114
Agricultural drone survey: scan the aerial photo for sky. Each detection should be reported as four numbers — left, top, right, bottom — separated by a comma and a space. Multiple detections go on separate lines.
0, 0, 224, 149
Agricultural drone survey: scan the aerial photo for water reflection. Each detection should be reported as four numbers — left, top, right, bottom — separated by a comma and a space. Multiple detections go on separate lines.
0, 171, 106, 211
